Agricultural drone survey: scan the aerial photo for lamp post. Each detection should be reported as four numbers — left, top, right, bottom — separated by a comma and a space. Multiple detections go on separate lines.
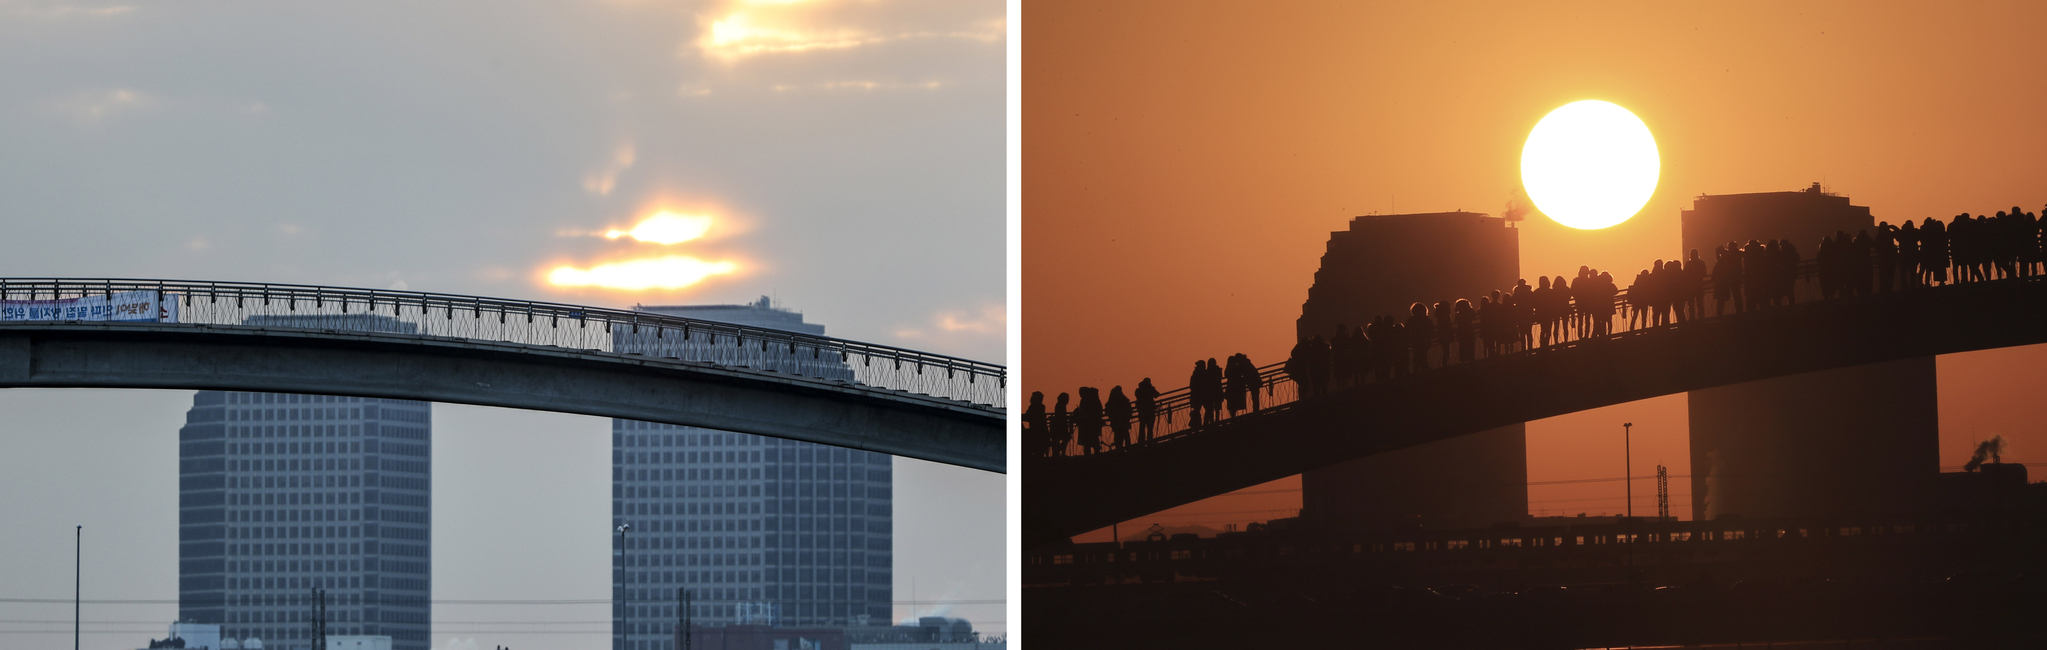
1623, 423, 1633, 519
617, 524, 631, 650
1623, 423, 1635, 583
75, 525, 81, 650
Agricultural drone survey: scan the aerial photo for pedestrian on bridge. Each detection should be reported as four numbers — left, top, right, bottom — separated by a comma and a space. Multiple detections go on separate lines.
1106, 385, 1133, 449
1407, 303, 1435, 373
1453, 299, 1477, 362
1074, 387, 1104, 455
1135, 378, 1161, 442
1024, 391, 1048, 458
1224, 354, 1253, 416
1051, 392, 1072, 458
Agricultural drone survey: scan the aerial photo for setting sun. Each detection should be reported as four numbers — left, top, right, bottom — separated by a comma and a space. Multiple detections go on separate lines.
605, 211, 715, 245
1520, 100, 1660, 230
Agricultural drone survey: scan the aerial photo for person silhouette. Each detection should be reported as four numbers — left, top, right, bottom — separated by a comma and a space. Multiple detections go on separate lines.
1105, 385, 1133, 449
1134, 377, 1161, 442
1051, 392, 1072, 458
1236, 353, 1252, 408
1874, 222, 1899, 293
1434, 301, 1454, 365
1074, 386, 1104, 455
1224, 355, 1249, 417
1407, 302, 1434, 371
1187, 360, 1208, 426
1204, 357, 1226, 421
1024, 391, 1048, 458
1595, 270, 1618, 336
1453, 299, 1477, 362
1685, 249, 1707, 320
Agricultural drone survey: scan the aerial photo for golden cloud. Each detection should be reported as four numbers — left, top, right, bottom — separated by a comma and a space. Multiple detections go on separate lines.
547, 255, 739, 291
695, 0, 1003, 62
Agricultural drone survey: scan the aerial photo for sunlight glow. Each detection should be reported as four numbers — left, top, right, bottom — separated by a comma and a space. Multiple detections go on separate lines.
1520, 100, 1661, 230
547, 256, 738, 291
605, 211, 714, 245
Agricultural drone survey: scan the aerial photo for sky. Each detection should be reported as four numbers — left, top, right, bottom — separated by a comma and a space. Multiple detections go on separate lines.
1024, 0, 2047, 540
0, 0, 1006, 646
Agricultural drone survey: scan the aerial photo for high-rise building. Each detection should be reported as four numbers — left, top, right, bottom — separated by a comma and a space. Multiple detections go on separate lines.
1680, 184, 1939, 520
1295, 211, 1529, 531
612, 298, 891, 650
179, 318, 432, 650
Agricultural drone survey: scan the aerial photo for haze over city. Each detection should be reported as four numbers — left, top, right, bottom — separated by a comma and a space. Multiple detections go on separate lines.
0, 1, 1006, 648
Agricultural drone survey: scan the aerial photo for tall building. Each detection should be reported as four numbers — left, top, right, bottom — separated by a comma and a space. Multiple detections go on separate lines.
1295, 212, 1528, 530
179, 317, 432, 650
1680, 184, 1939, 520
613, 298, 892, 650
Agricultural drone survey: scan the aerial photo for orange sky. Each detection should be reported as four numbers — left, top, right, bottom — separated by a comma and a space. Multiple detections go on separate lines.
1024, 1, 2047, 540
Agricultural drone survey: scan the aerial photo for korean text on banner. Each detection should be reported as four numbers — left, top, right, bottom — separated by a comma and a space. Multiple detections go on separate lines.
0, 290, 181, 323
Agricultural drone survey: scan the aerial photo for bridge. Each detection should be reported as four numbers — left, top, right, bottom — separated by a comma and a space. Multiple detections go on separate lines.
0, 279, 1006, 472
1025, 274, 2047, 546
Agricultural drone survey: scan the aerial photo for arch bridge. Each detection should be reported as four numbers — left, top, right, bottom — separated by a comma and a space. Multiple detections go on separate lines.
1026, 275, 2047, 545
0, 279, 1006, 473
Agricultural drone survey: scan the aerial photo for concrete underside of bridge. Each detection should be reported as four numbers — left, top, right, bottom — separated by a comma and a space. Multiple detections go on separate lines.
0, 323, 1003, 472
1026, 278, 2047, 547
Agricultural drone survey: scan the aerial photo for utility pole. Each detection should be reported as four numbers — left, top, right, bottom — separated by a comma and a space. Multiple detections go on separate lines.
677, 588, 692, 650
75, 525, 81, 650
1656, 465, 1670, 520
311, 588, 326, 650
1623, 423, 1635, 584
1623, 423, 1633, 519
617, 524, 631, 650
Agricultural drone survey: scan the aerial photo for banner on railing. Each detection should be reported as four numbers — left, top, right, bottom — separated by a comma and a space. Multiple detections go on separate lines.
0, 290, 179, 323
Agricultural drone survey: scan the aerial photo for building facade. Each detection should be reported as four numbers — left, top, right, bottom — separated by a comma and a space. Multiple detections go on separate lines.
1680, 185, 1940, 520
614, 298, 892, 650
178, 315, 432, 650
1295, 211, 1529, 531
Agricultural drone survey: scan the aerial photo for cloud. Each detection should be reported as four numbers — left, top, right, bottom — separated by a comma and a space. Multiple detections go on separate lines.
43, 88, 153, 122
547, 255, 739, 291
5, 2, 135, 19
693, 0, 1003, 63
895, 303, 1004, 340
582, 142, 636, 195
605, 211, 712, 245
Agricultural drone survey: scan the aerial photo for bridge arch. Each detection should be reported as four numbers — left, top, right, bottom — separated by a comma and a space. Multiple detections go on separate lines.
0, 280, 1004, 472
1025, 276, 2047, 545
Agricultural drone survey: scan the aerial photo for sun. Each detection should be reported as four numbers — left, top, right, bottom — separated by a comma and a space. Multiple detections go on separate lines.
1520, 100, 1660, 230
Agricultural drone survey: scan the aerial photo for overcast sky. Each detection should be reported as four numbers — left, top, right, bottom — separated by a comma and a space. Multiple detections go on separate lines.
0, 0, 1006, 646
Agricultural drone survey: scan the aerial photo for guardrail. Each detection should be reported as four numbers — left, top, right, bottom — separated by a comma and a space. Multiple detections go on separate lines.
0, 278, 1006, 410
1038, 258, 1885, 455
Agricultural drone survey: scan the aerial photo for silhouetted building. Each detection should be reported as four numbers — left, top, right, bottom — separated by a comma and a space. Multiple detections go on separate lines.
1681, 185, 1939, 520
613, 298, 891, 650
1296, 211, 1527, 530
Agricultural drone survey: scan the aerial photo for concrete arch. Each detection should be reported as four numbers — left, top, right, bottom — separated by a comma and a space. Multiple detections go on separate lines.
1026, 278, 2047, 545
0, 323, 1004, 472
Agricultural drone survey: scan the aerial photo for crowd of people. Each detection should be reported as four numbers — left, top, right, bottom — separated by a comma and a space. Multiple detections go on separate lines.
1029, 205, 2047, 459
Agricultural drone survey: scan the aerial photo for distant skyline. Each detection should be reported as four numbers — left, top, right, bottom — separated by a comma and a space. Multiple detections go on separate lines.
1026, 0, 2047, 538
0, 1, 1005, 647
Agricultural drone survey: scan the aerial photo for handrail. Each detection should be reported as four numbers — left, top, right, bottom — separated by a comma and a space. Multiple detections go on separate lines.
1032, 254, 2023, 455
0, 278, 1006, 410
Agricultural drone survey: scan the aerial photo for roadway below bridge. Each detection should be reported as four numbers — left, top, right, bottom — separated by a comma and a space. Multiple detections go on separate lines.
0, 322, 1004, 472
1026, 277, 2047, 546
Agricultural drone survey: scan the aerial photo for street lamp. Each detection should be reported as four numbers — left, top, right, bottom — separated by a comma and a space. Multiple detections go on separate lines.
617, 524, 631, 650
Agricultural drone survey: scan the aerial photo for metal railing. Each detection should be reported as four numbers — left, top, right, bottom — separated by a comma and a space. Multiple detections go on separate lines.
0, 278, 1006, 410
1035, 255, 2019, 457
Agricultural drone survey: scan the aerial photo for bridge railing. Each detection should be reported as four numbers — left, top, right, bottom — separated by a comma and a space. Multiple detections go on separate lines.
0, 278, 1006, 409
1042, 258, 1863, 456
